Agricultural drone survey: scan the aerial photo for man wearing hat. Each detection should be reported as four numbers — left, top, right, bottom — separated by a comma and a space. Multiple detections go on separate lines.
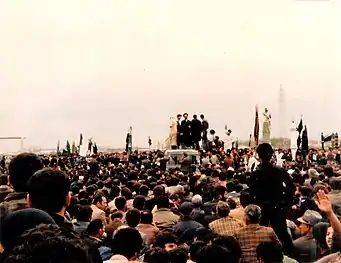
173, 202, 203, 243
293, 210, 322, 263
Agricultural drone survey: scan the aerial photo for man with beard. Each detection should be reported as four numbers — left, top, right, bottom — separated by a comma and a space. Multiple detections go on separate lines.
181, 113, 192, 148
191, 115, 202, 150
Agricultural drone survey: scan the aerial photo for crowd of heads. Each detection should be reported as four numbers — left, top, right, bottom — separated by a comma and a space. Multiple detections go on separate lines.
0, 144, 340, 262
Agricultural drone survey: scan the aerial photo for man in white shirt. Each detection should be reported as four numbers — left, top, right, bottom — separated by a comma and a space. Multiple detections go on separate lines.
275, 150, 284, 167
224, 128, 236, 152
247, 153, 259, 172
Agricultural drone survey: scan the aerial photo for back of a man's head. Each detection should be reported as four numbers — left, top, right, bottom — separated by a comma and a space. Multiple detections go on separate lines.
256, 143, 274, 163
111, 227, 143, 260
197, 244, 236, 263
27, 168, 70, 214
126, 208, 141, 228
8, 153, 43, 192
257, 242, 284, 263
156, 196, 170, 209
76, 205, 93, 222
3, 224, 92, 263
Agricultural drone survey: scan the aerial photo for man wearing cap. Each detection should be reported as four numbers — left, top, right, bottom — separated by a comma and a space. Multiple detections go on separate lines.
173, 202, 203, 243
293, 210, 322, 263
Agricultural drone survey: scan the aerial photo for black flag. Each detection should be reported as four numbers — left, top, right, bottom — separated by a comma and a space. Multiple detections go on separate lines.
93, 143, 98, 154
148, 136, 152, 147
79, 133, 83, 146
88, 138, 93, 152
302, 125, 309, 156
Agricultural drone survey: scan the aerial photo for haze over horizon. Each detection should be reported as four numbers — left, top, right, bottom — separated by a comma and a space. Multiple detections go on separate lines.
0, 0, 340, 152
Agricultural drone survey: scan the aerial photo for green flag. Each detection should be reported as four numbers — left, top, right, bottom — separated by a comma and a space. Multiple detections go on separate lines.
66, 140, 71, 155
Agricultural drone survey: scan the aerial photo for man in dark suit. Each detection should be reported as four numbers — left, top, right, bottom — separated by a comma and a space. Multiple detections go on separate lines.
191, 115, 202, 150
200, 114, 209, 151
249, 143, 296, 255
176, 114, 182, 149
181, 113, 192, 148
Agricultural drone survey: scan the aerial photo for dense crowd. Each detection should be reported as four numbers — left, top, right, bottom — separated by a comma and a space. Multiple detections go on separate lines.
0, 144, 341, 263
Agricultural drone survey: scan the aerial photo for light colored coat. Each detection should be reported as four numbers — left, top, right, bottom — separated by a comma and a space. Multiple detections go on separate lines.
169, 118, 178, 147
91, 204, 107, 226
153, 208, 179, 229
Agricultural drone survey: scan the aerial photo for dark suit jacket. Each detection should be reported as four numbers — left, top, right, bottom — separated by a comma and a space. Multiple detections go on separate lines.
249, 163, 296, 208
191, 119, 202, 141
293, 234, 317, 263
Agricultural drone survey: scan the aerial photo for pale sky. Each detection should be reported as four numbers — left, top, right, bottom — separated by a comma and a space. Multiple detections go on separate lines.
0, 0, 340, 151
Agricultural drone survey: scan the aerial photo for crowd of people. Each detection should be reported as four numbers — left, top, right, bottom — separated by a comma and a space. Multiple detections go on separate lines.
0, 143, 341, 263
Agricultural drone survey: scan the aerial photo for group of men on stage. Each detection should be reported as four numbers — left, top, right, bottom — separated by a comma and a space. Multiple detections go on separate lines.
169, 113, 209, 150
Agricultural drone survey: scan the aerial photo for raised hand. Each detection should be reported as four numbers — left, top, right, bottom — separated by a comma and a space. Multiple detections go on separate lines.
316, 190, 332, 215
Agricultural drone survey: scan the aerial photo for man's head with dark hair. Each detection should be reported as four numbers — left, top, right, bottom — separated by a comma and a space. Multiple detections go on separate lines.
153, 185, 165, 198
213, 186, 227, 200
189, 241, 206, 262
126, 209, 141, 227
179, 202, 194, 217
256, 143, 274, 163
239, 190, 252, 208
141, 211, 153, 224
3, 224, 92, 263
139, 185, 149, 197
200, 114, 204, 120
0, 209, 56, 253
8, 153, 43, 192
76, 205, 93, 222
115, 196, 127, 211
133, 195, 146, 210
111, 211, 124, 221
110, 185, 121, 200
27, 168, 71, 215
156, 196, 170, 209
121, 187, 133, 200
227, 199, 237, 210
197, 244, 235, 263
144, 248, 170, 263
86, 185, 96, 197
71, 185, 80, 196
86, 219, 104, 238
78, 190, 89, 200
169, 247, 188, 263
111, 228, 143, 260
212, 236, 242, 263
257, 242, 284, 263
153, 230, 178, 251
300, 186, 312, 198
96, 181, 104, 189
93, 192, 107, 211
